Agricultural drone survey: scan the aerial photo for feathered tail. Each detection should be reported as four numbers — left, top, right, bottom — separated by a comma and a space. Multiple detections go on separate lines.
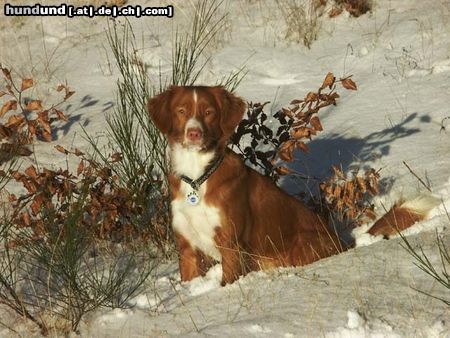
367, 194, 441, 238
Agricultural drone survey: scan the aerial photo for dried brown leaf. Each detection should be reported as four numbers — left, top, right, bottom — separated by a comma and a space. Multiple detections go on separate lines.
5, 84, 13, 95
41, 129, 52, 142
64, 91, 75, 100
111, 152, 122, 162
55, 145, 68, 154
321, 72, 335, 90
23, 179, 37, 193
0, 100, 17, 118
21, 78, 33, 91
1, 68, 12, 81
296, 141, 309, 153
275, 166, 291, 175
37, 111, 51, 134
341, 78, 357, 90
291, 127, 312, 139
21, 211, 31, 227
310, 116, 323, 131
0, 124, 12, 138
77, 160, 85, 176
6, 114, 25, 128
25, 165, 38, 179
26, 100, 42, 111
31, 194, 44, 216
305, 92, 318, 102
54, 109, 68, 121
282, 107, 293, 118
278, 140, 295, 162
28, 120, 37, 136
11, 171, 23, 181
290, 99, 303, 105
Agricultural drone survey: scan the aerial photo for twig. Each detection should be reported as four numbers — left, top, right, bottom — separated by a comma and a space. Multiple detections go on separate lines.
402, 161, 432, 192
440, 116, 450, 133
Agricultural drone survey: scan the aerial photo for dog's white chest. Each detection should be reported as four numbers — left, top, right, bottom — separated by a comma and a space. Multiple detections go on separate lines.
171, 181, 222, 261
170, 144, 222, 261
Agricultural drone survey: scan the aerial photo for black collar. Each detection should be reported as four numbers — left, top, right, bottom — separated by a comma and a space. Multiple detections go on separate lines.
179, 153, 225, 191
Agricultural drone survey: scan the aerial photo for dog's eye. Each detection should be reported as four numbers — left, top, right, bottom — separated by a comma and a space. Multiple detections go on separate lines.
205, 110, 214, 116
178, 108, 185, 115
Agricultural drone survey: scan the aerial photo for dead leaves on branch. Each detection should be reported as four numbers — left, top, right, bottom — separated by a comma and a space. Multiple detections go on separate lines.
56, 83, 75, 101
319, 166, 379, 226
0, 66, 73, 160
9, 147, 168, 245
230, 73, 357, 181
278, 73, 357, 168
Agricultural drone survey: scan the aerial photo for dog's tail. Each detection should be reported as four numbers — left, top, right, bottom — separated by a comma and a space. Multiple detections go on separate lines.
367, 194, 441, 239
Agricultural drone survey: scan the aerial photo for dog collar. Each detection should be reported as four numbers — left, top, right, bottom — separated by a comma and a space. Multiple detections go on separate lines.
180, 153, 225, 205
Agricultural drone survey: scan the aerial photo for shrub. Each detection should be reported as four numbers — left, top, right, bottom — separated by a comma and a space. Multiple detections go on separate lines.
0, 155, 157, 335
9, 147, 166, 245
277, 0, 321, 48
0, 66, 72, 163
230, 73, 357, 180
318, 165, 378, 226
400, 230, 450, 306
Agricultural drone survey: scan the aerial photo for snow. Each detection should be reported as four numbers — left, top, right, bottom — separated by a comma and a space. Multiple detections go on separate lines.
1, 0, 450, 336
185, 264, 223, 297
85, 231, 450, 337
325, 310, 400, 338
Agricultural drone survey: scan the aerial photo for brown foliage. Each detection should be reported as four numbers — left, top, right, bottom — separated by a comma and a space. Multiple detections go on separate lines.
319, 166, 379, 226
8, 147, 170, 248
230, 73, 357, 180
275, 73, 357, 171
0, 66, 72, 161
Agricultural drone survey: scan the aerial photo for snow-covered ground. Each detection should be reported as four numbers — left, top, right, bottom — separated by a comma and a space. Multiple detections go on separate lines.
0, 0, 449, 336
87, 230, 449, 337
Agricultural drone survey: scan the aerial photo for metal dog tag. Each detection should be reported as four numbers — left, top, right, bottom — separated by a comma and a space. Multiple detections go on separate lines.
186, 190, 200, 205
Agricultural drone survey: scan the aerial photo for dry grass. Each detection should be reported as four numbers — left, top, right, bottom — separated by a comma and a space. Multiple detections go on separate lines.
276, 0, 321, 48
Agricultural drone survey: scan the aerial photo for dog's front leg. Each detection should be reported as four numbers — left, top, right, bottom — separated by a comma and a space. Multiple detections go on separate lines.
221, 243, 244, 286
175, 233, 201, 282
215, 229, 245, 285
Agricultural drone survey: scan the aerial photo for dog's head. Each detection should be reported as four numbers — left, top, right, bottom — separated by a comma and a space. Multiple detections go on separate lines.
147, 86, 246, 151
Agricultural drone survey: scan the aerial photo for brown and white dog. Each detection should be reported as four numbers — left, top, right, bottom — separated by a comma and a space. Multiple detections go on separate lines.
147, 86, 435, 285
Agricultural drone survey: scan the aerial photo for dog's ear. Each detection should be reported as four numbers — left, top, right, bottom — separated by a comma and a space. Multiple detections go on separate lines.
211, 86, 246, 142
147, 87, 174, 134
